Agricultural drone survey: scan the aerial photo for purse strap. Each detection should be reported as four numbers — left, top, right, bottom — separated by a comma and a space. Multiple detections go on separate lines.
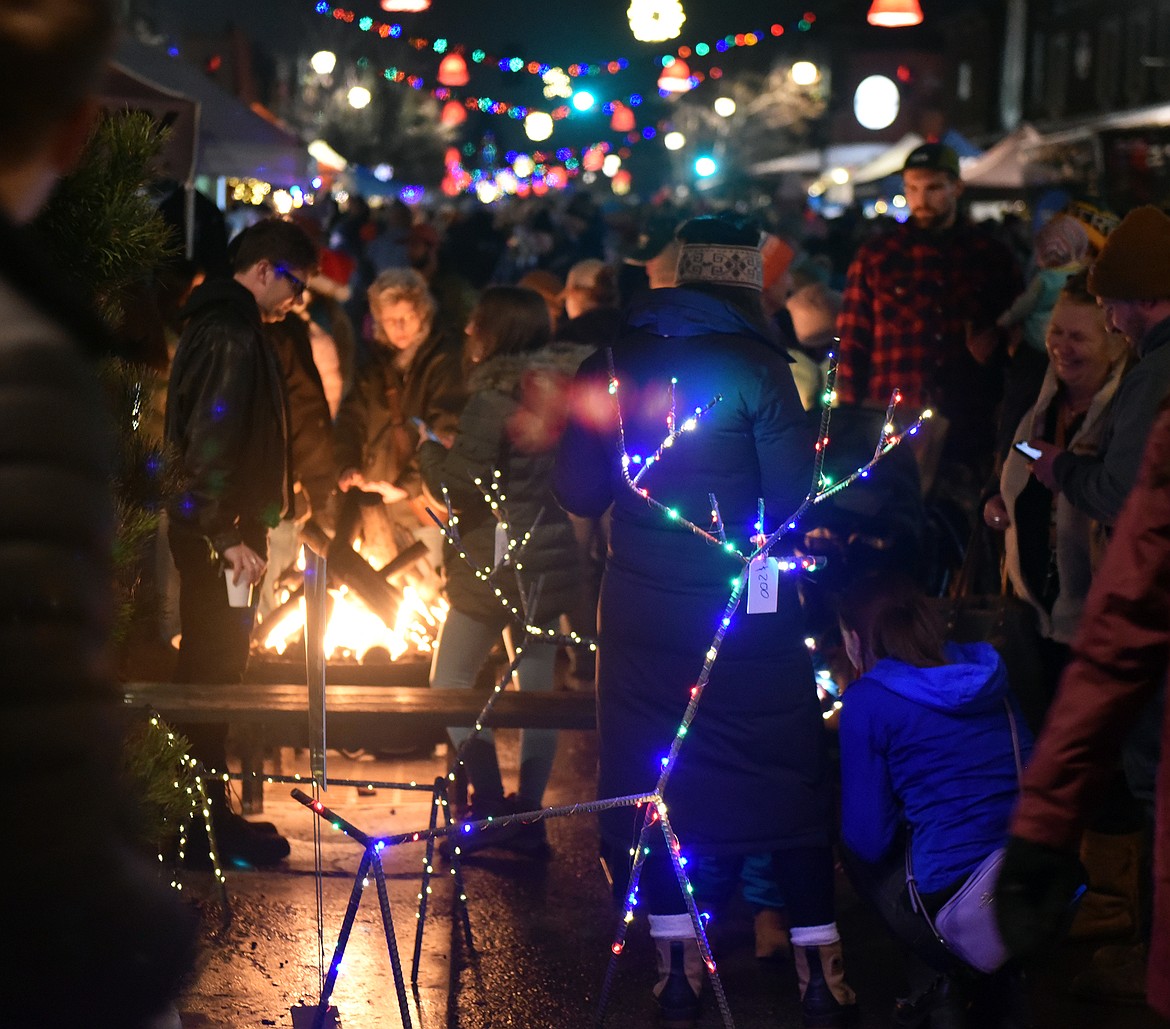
906, 698, 1023, 929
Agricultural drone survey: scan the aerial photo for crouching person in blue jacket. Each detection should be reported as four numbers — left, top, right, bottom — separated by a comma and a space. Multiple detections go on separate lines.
836, 573, 1034, 1028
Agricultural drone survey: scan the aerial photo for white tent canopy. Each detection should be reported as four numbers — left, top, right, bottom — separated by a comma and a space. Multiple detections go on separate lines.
104, 38, 310, 186
960, 122, 1045, 188
849, 133, 925, 185
749, 142, 890, 177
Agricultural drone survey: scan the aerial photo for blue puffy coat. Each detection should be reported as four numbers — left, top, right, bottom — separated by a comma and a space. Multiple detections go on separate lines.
839, 642, 1033, 892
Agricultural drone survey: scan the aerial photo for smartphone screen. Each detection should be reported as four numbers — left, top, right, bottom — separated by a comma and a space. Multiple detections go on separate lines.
1014, 441, 1042, 461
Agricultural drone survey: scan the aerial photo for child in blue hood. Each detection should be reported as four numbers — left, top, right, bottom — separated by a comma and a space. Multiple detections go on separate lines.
836, 573, 1033, 1027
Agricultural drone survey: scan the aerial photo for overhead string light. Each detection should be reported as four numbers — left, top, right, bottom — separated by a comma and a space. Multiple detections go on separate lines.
310, 2, 821, 109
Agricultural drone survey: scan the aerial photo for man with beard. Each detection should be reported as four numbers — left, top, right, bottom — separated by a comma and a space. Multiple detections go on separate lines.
836, 143, 1021, 501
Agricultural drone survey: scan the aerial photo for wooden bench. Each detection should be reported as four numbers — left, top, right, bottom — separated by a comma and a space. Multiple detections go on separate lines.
121, 682, 597, 810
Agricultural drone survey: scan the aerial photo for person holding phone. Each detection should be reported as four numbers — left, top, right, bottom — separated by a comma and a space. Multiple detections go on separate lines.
983, 272, 1127, 723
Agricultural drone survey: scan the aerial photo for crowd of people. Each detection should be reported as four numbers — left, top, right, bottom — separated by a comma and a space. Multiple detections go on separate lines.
5, 2, 1169, 1025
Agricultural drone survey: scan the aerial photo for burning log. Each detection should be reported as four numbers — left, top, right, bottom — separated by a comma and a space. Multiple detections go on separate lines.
255, 529, 430, 640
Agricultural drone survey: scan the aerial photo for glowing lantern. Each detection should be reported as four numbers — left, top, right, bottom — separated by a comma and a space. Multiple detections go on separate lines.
854, 75, 900, 130
610, 104, 636, 133
627, 0, 686, 43
657, 59, 693, 93
525, 111, 554, 142
612, 169, 632, 196
441, 100, 467, 127
437, 53, 470, 87
310, 50, 336, 76
513, 154, 535, 177
582, 146, 606, 172
381, 0, 430, 11
441, 175, 461, 197
866, 0, 923, 27
546, 167, 568, 190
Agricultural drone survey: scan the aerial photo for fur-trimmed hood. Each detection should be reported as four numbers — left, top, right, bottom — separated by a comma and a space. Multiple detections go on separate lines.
467, 340, 596, 395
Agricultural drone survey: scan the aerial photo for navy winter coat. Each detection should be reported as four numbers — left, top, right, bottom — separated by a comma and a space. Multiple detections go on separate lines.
839, 642, 1033, 892
556, 287, 828, 855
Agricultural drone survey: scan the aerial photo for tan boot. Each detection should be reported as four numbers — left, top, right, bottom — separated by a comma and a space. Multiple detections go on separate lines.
754, 907, 791, 960
793, 941, 858, 1027
653, 937, 705, 1029
1070, 941, 1148, 1004
1069, 830, 1144, 942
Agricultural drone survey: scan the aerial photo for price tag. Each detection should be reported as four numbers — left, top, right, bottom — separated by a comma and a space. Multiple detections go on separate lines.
746, 554, 779, 614
494, 521, 509, 567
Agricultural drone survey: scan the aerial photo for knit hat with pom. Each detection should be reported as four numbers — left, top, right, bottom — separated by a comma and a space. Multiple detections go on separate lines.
1087, 205, 1170, 300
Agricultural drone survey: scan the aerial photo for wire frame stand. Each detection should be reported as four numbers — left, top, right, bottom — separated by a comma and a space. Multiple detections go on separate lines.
292, 790, 415, 1029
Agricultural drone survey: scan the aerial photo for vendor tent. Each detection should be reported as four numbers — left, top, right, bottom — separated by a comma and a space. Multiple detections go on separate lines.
104, 38, 309, 186
961, 122, 1045, 189
850, 133, 925, 184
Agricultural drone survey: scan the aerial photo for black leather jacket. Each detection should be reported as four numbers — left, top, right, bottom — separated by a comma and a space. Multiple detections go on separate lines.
165, 277, 289, 555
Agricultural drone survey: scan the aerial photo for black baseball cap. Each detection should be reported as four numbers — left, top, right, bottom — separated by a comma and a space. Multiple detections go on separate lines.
626, 216, 680, 264
902, 142, 961, 178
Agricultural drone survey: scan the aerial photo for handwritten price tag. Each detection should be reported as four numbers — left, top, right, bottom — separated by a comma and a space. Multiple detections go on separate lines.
746, 554, 779, 614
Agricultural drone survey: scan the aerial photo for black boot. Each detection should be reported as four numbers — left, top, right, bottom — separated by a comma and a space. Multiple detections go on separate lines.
794, 943, 859, 1028
653, 938, 703, 1028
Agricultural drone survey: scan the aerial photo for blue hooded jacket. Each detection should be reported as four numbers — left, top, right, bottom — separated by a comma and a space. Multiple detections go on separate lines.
839, 642, 1033, 892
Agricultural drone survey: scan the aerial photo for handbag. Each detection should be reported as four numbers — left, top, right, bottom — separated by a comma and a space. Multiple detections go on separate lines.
906, 699, 1024, 974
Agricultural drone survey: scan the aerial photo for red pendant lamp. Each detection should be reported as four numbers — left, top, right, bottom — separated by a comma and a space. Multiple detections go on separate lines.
610, 103, 636, 133
441, 100, 467, 127
867, 0, 923, 27
657, 59, 693, 93
437, 53, 470, 87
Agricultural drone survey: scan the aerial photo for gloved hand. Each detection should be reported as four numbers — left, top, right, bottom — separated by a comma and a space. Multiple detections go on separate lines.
995, 835, 1087, 958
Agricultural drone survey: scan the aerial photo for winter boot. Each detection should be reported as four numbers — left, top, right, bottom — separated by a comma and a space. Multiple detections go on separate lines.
1069, 941, 1148, 1004
754, 907, 791, 961
653, 937, 704, 1028
793, 942, 859, 1028
1069, 830, 1144, 941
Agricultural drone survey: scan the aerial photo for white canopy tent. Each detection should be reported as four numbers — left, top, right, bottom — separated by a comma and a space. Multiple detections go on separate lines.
104, 38, 310, 186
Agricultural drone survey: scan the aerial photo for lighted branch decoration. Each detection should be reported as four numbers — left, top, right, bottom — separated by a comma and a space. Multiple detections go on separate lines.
266, 358, 927, 1028
594, 354, 931, 1027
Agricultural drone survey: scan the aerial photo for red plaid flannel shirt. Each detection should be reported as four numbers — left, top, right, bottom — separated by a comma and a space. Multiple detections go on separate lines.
836, 221, 1022, 411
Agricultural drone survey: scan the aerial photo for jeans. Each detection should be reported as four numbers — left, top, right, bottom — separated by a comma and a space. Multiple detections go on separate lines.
429, 607, 558, 807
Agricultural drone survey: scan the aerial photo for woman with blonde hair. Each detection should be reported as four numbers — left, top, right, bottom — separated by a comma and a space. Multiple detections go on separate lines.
333, 267, 465, 558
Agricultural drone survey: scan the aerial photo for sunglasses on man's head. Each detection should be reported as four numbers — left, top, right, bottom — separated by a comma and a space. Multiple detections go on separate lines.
275, 264, 307, 299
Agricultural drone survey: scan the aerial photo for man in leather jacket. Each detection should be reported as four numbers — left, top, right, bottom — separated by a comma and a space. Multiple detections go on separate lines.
165, 217, 317, 866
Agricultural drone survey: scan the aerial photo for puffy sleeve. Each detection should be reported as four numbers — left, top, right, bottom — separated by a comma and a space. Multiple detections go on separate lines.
1013, 400, 1170, 849
838, 681, 901, 863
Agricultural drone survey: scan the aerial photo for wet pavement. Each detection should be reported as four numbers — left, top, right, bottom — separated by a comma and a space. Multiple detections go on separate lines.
174, 729, 1167, 1029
